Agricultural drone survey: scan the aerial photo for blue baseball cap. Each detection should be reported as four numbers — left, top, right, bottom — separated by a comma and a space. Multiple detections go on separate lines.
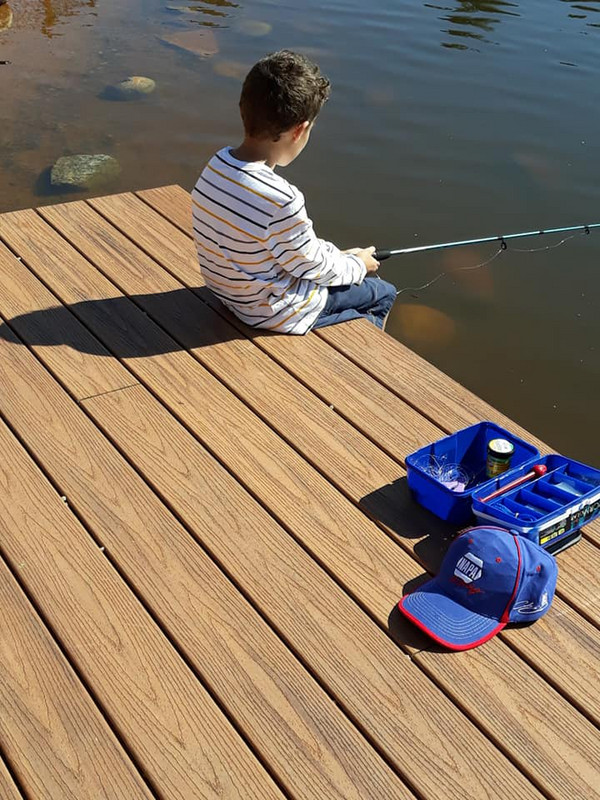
398, 526, 558, 650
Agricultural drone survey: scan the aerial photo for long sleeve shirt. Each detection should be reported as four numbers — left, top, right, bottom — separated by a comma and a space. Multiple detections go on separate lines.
191, 147, 366, 334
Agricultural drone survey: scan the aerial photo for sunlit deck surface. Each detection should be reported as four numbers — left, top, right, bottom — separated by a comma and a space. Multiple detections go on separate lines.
0, 186, 599, 800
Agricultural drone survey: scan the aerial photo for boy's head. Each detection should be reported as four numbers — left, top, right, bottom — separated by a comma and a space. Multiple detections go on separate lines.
239, 50, 330, 165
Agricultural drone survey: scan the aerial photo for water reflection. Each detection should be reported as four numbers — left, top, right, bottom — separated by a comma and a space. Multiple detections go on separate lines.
425, 0, 519, 50
166, 0, 239, 28
396, 303, 457, 348
3, 0, 96, 37
560, 0, 600, 29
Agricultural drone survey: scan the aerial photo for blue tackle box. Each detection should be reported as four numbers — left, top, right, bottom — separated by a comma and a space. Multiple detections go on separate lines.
406, 422, 600, 553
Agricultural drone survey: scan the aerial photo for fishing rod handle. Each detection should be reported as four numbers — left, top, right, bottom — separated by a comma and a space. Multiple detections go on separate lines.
374, 249, 392, 261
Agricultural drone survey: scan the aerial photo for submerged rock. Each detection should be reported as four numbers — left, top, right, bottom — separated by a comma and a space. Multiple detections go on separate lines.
213, 60, 249, 80
0, 4, 13, 30
159, 28, 219, 57
50, 154, 121, 190
234, 19, 272, 37
103, 75, 156, 100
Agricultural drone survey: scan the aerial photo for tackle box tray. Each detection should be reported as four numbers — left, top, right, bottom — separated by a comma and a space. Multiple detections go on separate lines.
472, 454, 600, 553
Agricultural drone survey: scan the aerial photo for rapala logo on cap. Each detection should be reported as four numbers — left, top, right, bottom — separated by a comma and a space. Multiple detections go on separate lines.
454, 553, 483, 584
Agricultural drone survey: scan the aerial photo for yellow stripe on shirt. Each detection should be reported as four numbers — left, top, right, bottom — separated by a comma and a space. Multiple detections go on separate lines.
207, 164, 283, 208
269, 287, 319, 330
193, 197, 268, 241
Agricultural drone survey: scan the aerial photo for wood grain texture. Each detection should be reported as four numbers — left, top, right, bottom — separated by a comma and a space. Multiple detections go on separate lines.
0, 276, 418, 799
89, 192, 201, 286
0, 238, 421, 800
0, 333, 281, 800
501, 598, 600, 727
137, 185, 192, 233
4, 236, 595, 776
0, 234, 133, 401
41, 192, 600, 776
81, 387, 417, 800
9, 194, 596, 800
0, 756, 24, 799
0, 213, 542, 799
0, 556, 153, 800
415, 637, 600, 800
78, 390, 542, 800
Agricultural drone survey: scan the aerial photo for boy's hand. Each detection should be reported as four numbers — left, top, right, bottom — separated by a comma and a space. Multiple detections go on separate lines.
344, 246, 379, 274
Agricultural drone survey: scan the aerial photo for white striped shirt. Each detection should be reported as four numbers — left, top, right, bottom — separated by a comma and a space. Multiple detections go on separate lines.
192, 147, 366, 334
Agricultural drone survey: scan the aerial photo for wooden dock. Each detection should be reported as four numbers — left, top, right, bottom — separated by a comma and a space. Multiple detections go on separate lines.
0, 185, 598, 800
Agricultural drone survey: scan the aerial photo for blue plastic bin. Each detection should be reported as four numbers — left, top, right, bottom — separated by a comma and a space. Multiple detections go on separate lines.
472, 454, 600, 553
406, 422, 540, 525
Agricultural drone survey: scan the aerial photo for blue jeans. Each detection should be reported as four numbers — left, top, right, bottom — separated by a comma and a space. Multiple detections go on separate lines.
312, 277, 397, 330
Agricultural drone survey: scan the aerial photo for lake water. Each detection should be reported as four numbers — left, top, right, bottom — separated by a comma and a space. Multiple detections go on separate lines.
1, 0, 599, 462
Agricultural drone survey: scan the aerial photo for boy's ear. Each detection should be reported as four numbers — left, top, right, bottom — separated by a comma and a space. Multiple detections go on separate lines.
291, 121, 311, 142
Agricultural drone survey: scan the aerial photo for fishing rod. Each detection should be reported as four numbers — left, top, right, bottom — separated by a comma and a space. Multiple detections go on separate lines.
374, 222, 600, 261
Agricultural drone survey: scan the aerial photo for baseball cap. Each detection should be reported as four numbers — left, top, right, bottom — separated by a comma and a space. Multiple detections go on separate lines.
398, 526, 558, 650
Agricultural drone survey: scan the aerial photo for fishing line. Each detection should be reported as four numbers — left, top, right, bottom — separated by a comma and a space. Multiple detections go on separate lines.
395, 247, 503, 296
393, 229, 586, 297
510, 233, 576, 253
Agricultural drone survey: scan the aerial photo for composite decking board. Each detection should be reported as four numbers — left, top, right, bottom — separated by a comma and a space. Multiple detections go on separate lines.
0, 553, 153, 800
0, 214, 136, 401
89, 192, 202, 287
0, 757, 23, 800
0, 336, 283, 800
414, 639, 600, 800
0, 267, 417, 800
136, 185, 192, 233
27, 206, 600, 800
0, 223, 544, 800
0, 297, 537, 800
93, 190, 600, 691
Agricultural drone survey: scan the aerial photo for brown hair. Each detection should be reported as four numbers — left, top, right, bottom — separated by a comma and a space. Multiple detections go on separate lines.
239, 50, 331, 140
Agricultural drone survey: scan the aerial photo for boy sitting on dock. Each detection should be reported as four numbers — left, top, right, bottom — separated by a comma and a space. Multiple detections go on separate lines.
192, 49, 396, 334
